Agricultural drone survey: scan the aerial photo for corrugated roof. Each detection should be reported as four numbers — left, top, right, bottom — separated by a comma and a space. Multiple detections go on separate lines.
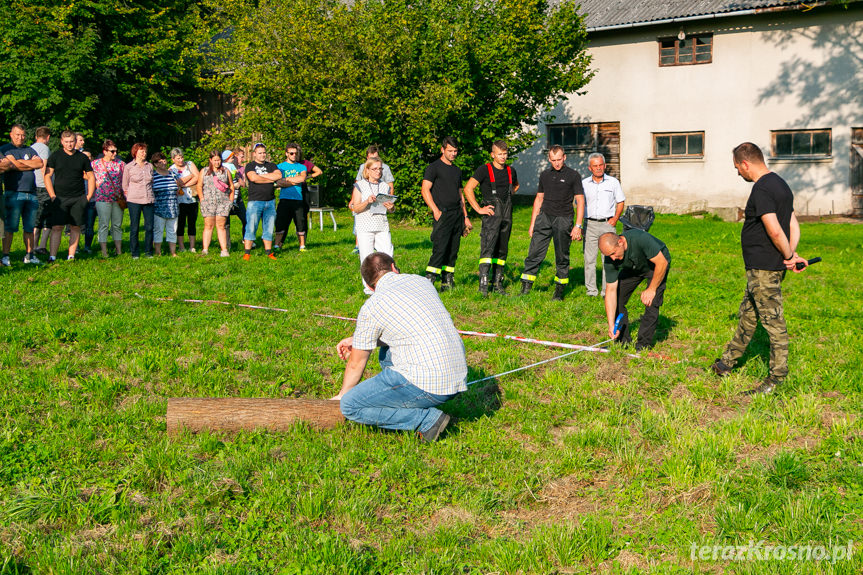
578, 0, 811, 30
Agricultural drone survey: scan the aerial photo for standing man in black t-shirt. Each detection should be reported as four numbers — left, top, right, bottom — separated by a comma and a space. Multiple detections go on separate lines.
520, 145, 585, 301
421, 137, 472, 291
712, 142, 810, 395
463, 140, 519, 296
44, 130, 95, 262
243, 143, 282, 261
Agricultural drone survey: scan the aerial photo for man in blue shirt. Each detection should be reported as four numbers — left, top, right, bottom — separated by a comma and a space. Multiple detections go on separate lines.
274, 143, 308, 251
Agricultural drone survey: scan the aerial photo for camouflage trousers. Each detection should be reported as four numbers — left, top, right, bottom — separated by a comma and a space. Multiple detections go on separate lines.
721, 269, 789, 381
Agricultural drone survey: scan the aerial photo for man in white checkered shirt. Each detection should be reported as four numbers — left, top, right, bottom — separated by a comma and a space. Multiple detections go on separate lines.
332, 252, 468, 442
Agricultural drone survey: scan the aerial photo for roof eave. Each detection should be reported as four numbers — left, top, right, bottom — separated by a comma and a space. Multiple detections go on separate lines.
585, 1, 837, 34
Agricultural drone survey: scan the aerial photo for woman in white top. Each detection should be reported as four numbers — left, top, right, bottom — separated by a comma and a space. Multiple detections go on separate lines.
169, 148, 200, 253
350, 158, 395, 294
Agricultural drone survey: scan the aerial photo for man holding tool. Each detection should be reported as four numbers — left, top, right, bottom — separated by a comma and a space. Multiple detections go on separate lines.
599, 229, 670, 351
711, 142, 810, 395
331, 253, 467, 442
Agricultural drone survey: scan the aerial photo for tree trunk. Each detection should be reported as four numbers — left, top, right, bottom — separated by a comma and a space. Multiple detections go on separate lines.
166, 398, 345, 434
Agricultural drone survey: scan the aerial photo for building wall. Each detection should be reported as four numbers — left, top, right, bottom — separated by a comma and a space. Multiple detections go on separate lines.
518, 5, 863, 217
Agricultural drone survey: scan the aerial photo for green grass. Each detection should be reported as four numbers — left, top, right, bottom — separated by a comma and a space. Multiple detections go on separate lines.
0, 207, 861, 573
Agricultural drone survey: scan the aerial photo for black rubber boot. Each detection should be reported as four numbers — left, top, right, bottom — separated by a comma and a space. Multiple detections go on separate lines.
479, 275, 489, 297
426, 272, 439, 284
492, 265, 507, 295
552, 283, 565, 301
520, 280, 532, 295
441, 271, 454, 292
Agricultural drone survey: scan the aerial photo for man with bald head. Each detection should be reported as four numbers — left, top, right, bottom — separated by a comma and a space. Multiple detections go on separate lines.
599, 229, 670, 351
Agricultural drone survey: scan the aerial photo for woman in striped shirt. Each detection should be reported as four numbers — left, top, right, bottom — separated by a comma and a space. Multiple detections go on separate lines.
151, 152, 183, 256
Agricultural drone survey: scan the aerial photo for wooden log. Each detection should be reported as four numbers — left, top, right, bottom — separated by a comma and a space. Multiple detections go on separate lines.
166, 398, 345, 435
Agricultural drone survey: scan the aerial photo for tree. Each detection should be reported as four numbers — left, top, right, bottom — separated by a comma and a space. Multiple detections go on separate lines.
0, 0, 208, 150
200, 0, 592, 218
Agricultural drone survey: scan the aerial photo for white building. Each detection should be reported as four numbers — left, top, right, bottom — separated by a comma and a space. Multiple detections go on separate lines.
518, 0, 863, 218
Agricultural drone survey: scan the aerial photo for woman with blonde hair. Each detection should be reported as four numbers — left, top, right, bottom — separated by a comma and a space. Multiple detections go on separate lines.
350, 158, 394, 294
196, 150, 234, 256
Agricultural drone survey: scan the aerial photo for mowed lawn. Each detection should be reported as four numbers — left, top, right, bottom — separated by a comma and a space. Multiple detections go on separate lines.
0, 206, 861, 574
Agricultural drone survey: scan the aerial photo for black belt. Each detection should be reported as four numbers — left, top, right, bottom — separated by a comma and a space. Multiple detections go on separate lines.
587, 217, 609, 221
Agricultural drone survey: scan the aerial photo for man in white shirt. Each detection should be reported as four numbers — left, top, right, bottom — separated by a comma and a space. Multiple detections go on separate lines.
332, 253, 467, 442
581, 153, 625, 297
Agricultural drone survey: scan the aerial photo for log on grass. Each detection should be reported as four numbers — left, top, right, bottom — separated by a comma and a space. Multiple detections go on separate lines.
167, 398, 345, 434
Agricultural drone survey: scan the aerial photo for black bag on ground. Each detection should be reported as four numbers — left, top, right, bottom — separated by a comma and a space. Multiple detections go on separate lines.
620, 205, 655, 232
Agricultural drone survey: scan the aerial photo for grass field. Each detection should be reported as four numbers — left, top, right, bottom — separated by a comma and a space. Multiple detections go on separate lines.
0, 206, 861, 574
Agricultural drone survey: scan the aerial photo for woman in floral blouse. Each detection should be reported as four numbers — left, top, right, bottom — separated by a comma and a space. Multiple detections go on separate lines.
91, 140, 125, 257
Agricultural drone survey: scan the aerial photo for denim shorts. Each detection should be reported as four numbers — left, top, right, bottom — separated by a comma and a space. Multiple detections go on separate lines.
4, 191, 39, 233
245, 200, 276, 242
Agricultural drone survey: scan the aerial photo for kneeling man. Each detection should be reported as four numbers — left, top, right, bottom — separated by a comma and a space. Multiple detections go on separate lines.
332, 252, 467, 442
599, 230, 670, 351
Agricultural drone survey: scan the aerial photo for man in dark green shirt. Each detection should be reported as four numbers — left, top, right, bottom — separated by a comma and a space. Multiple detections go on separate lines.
599, 229, 670, 351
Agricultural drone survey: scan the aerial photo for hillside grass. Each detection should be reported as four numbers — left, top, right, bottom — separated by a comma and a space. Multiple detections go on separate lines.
0, 207, 861, 574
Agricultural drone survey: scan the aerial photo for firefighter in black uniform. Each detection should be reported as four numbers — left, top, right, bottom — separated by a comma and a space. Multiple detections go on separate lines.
520, 145, 585, 301
421, 137, 472, 291
463, 140, 519, 296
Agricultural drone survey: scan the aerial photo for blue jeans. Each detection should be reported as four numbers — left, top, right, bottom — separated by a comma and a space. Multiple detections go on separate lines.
244, 200, 276, 242
127, 202, 155, 257
4, 191, 38, 233
340, 347, 454, 433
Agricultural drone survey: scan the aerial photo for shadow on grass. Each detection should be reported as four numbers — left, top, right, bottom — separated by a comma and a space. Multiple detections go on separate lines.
443, 378, 502, 422
624, 314, 677, 345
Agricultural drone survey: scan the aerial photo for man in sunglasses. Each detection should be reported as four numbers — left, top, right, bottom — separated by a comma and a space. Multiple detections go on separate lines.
273, 143, 308, 251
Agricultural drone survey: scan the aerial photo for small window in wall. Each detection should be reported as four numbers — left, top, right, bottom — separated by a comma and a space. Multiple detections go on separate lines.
659, 34, 713, 66
653, 132, 704, 158
547, 124, 594, 151
772, 129, 831, 157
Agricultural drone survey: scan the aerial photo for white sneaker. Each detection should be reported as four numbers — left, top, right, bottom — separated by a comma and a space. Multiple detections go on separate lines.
0, 255, 10, 267
190, 248, 197, 253
25, 254, 41, 264
67, 255, 75, 261
220, 250, 230, 257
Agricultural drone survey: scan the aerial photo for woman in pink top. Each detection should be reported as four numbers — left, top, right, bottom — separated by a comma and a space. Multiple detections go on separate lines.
121, 142, 155, 258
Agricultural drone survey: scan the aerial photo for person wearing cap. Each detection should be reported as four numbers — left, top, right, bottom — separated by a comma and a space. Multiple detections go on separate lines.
222, 148, 250, 248
242, 143, 282, 260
